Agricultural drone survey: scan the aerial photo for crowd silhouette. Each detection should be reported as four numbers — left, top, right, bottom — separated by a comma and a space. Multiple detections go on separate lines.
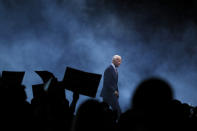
0, 70, 197, 131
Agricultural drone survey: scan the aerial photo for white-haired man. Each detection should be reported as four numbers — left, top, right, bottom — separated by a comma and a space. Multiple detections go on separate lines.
100, 55, 122, 119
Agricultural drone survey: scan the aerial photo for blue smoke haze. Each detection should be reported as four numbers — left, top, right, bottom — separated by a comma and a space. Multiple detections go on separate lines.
0, 0, 197, 112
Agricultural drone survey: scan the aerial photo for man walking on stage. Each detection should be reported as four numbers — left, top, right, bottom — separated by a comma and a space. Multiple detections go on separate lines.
100, 55, 122, 119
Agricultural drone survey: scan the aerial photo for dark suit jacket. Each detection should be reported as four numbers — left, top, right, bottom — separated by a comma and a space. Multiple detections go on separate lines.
100, 65, 118, 104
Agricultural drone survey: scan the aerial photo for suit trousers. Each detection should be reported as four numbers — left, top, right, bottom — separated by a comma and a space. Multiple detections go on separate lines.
103, 96, 121, 120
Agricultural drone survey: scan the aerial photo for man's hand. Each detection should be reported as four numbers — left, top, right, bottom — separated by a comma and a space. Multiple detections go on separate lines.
114, 91, 119, 98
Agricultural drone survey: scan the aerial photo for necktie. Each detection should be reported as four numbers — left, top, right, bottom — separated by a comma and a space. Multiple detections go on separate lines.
115, 68, 118, 74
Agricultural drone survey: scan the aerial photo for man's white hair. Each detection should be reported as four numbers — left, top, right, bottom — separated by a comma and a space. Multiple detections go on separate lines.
112, 55, 121, 61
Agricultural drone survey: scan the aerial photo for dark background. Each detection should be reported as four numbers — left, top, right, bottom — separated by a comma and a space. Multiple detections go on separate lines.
0, 0, 197, 112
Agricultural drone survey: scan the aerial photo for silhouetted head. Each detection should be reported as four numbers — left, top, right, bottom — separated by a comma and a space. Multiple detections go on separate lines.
73, 99, 105, 131
75, 99, 103, 118
131, 77, 173, 110
112, 55, 122, 67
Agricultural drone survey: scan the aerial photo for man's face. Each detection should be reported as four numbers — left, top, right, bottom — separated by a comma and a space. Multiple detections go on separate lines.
114, 57, 122, 67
